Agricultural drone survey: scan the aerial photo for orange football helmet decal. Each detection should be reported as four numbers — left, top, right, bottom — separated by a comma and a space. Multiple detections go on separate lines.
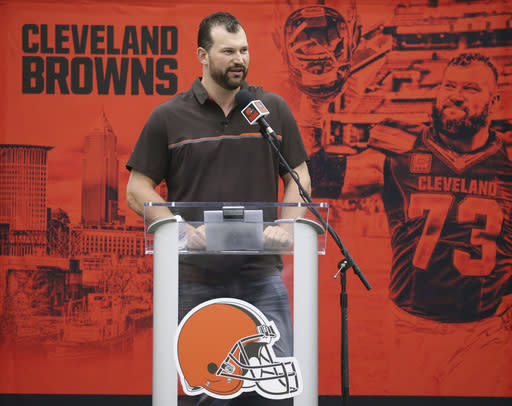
175, 298, 302, 400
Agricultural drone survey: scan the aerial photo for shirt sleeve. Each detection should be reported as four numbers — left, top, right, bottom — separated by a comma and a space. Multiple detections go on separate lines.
126, 104, 170, 185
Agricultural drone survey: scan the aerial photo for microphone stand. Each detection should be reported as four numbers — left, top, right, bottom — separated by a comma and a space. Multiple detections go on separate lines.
260, 127, 372, 406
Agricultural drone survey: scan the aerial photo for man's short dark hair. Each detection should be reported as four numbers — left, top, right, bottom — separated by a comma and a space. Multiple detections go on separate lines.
198, 12, 243, 51
447, 52, 499, 83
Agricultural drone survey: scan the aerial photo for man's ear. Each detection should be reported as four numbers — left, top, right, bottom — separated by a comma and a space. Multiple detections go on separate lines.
197, 47, 208, 65
490, 93, 501, 114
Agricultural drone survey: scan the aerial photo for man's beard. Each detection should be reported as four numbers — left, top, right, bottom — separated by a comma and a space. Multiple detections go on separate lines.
432, 103, 489, 140
210, 64, 248, 90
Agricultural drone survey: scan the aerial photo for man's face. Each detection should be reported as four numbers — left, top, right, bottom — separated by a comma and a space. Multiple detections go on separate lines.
432, 63, 497, 140
205, 25, 249, 90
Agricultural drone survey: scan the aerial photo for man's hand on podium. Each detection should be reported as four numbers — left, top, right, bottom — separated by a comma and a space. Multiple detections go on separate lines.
186, 224, 206, 250
263, 224, 293, 250
183, 223, 294, 251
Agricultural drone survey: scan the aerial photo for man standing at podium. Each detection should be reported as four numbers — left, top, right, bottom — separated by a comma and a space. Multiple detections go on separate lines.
126, 11, 310, 406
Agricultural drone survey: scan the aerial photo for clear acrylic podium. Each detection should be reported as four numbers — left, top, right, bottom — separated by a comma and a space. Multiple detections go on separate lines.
144, 202, 328, 406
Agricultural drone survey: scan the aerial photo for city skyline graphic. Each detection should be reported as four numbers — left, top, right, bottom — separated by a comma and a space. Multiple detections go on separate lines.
0, 111, 151, 359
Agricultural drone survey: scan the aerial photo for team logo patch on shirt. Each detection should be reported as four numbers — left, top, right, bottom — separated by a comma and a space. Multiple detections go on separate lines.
410, 153, 432, 174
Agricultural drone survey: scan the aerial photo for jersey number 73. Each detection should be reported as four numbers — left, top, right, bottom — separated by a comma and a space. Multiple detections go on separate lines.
408, 193, 503, 276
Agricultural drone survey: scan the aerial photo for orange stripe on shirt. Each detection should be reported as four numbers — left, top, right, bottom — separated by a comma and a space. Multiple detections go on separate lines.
168, 132, 282, 149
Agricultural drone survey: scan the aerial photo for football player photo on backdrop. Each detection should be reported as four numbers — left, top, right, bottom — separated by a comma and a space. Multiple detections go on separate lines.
340, 52, 512, 395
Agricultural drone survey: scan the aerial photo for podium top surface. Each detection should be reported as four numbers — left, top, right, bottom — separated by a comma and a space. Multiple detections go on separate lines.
143, 202, 329, 255
143, 201, 328, 209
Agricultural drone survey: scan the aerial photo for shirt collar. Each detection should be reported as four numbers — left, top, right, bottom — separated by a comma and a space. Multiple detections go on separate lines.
192, 78, 250, 105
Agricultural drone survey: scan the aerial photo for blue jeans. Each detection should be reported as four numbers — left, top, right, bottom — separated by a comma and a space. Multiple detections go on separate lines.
178, 273, 294, 406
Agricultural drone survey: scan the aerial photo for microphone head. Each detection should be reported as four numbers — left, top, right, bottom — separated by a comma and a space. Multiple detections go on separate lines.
237, 90, 270, 125
235, 89, 255, 107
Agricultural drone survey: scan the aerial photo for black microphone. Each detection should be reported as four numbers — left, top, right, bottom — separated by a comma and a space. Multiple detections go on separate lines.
235, 90, 277, 140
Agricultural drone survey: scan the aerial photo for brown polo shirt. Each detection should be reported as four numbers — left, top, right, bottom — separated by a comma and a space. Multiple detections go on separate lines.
127, 78, 308, 274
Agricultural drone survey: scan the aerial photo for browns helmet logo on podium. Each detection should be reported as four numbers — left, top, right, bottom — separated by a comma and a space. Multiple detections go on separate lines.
175, 298, 303, 400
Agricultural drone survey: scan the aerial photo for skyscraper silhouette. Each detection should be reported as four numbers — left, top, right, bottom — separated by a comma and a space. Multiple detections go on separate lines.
81, 110, 120, 226
0, 144, 53, 232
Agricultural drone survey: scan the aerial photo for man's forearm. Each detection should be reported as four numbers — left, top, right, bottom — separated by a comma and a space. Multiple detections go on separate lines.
131, 192, 174, 225
126, 170, 173, 224
341, 149, 385, 198
280, 161, 311, 220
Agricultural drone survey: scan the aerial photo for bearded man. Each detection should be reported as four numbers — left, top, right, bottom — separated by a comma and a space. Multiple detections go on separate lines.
126, 11, 310, 406
340, 52, 512, 395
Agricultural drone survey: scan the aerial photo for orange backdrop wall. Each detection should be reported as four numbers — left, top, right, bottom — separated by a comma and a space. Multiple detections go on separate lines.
1, 0, 511, 400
